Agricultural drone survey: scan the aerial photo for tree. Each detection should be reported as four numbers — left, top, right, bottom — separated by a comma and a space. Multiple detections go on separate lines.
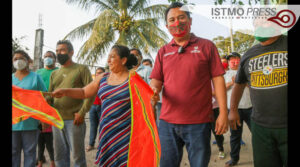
12, 36, 29, 53
63, 0, 169, 65
213, 30, 255, 57
167, 0, 188, 4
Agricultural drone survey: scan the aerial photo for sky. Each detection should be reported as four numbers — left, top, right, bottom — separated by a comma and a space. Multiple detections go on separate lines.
13, 0, 234, 72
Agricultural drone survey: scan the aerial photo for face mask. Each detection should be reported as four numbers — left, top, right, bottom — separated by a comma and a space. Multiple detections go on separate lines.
168, 20, 190, 37
254, 26, 276, 42
44, 57, 54, 66
222, 62, 228, 69
13, 59, 27, 70
57, 54, 69, 65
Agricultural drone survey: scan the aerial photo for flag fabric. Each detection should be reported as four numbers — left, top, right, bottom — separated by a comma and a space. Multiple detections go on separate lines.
12, 85, 64, 129
127, 71, 161, 167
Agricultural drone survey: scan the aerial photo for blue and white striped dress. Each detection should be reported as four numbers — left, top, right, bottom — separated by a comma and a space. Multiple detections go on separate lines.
95, 73, 131, 167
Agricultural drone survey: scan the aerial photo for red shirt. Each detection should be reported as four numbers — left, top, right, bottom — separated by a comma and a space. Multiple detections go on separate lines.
150, 34, 225, 124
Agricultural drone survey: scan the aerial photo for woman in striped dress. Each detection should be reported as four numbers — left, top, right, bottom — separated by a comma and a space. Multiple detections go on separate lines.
52, 45, 138, 167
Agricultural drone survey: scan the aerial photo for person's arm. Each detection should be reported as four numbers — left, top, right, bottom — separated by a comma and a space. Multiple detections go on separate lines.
228, 83, 246, 130
212, 75, 228, 135
150, 79, 163, 102
52, 72, 104, 99
226, 76, 235, 90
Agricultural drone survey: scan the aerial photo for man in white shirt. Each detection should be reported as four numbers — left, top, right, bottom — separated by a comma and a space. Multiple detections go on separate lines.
224, 52, 252, 167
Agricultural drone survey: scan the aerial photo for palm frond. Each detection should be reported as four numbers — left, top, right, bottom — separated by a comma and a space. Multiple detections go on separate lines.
63, 18, 96, 40
75, 9, 118, 65
131, 4, 168, 20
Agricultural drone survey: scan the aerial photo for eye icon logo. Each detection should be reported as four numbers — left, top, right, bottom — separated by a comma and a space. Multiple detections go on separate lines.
268, 9, 296, 28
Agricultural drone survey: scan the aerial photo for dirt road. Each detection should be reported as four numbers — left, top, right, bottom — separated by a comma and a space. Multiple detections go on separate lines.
26, 117, 253, 167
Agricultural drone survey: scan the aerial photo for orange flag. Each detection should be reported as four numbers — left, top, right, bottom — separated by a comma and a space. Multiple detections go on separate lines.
12, 85, 64, 129
127, 71, 161, 167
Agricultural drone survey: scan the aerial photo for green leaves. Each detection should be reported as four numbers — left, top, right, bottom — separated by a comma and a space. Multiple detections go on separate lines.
63, 0, 169, 65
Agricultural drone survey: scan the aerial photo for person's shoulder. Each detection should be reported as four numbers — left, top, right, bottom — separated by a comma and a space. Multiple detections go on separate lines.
36, 68, 44, 73
240, 43, 262, 62
29, 71, 43, 80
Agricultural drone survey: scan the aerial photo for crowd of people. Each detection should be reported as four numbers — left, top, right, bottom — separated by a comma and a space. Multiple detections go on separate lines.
12, 2, 287, 167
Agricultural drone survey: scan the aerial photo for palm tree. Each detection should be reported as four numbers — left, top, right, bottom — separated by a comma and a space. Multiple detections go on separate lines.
63, 0, 169, 65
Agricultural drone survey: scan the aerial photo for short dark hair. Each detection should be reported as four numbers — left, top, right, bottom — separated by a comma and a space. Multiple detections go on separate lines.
45, 50, 56, 59
56, 40, 74, 52
96, 67, 105, 73
130, 48, 143, 58
142, 59, 152, 65
13, 50, 32, 61
227, 52, 241, 60
112, 45, 138, 70
165, 2, 191, 22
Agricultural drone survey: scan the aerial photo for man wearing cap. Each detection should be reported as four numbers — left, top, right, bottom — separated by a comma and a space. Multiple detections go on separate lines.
224, 52, 252, 166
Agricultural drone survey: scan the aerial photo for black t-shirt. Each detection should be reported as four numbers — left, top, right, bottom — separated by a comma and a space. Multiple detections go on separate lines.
236, 35, 287, 128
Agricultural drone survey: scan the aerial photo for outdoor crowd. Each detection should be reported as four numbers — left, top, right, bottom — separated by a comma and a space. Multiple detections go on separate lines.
12, 2, 287, 167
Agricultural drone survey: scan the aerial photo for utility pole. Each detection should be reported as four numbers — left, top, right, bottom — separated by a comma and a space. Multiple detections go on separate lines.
32, 13, 44, 71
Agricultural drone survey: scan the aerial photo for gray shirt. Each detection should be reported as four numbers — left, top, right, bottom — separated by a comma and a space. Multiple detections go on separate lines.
235, 35, 287, 128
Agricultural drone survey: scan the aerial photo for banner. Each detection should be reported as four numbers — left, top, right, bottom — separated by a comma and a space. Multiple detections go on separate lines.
12, 85, 64, 129
127, 71, 161, 167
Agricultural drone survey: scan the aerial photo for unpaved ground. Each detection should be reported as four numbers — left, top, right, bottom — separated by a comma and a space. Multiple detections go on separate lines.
22, 116, 253, 167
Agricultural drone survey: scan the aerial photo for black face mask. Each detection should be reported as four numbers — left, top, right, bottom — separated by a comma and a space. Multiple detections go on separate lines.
57, 54, 69, 65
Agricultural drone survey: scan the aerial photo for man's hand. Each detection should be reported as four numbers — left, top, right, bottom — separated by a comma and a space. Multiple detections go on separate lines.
74, 113, 84, 125
228, 109, 241, 130
151, 87, 160, 103
215, 112, 229, 135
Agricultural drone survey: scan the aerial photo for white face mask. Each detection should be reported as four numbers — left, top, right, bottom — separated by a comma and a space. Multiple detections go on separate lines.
13, 59, 27, 70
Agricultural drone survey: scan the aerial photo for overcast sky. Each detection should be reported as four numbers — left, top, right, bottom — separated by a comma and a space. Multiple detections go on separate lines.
13, 0, 232, 71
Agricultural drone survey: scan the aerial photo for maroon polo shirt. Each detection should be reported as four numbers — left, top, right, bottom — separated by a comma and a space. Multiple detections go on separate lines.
150, 33, 225, 124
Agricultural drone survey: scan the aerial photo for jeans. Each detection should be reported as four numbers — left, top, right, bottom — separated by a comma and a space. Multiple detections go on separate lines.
159, 120, 211, 167
37, 132, 54, 161
88, 105, 101, 147
251, 121, 287, 167
211, 108, 224, 152
155, 102, 162, 127
52, 120, 87, 167
12, 130, 40, 167
229, 108, 252, 162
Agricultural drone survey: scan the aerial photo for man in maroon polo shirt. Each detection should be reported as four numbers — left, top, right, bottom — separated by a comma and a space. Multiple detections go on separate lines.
150, 2, 228, 167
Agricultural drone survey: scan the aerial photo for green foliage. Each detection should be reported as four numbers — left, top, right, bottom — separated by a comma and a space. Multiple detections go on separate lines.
214, 0, 287, 5
12, 36, 29, 53
167, 0, 188, 4
213, 30, 255, 57
63, 0, 169, 65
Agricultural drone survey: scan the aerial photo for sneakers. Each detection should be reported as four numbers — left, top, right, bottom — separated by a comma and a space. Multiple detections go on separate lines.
225, 159, 238, 167
218, 151, 226, 159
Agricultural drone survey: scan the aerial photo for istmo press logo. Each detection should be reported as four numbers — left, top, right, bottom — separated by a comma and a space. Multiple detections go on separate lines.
180, 4, 300, 37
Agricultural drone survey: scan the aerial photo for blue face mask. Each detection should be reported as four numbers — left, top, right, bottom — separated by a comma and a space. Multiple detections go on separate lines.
44, 57, 54, 66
